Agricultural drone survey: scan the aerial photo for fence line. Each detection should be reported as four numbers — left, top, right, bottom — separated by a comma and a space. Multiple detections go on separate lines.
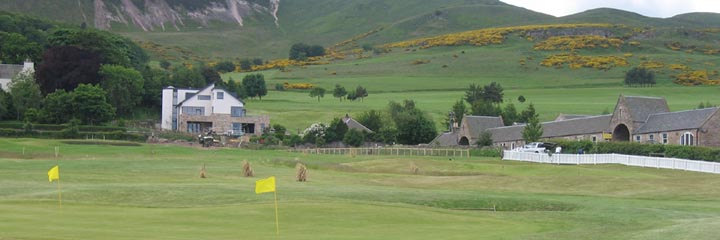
502, 151, 720, 174
288, 147, 471, 158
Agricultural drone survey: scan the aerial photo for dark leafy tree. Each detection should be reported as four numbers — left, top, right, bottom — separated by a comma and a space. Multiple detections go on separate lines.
519, 103, 538, 123
0, 89, 8, 119
0, 32, 42, 64
242, 73, 267, 100
140, 68, 168, 109
518, 95, 526, 103
99, 65, 144, 116
346, 90, 357, 101
482, 82, 504, 104
624, 67, 656, 87
501, 102, 519, 126
309, 87, 326, 102
40, 89, 72, 124
171, 67, 205, 88
377, 126, 398, 144
214, 61, 235, 73
332, 84, 347, 101
522, 115, 543, 143
289, 43, 325, 60
325, 117, 348, 143
465, 83, 483, 105
201, 66, 222, 84
343, 129, 365, 147
389, 100, 437, 145
355, 85, 368, 102
239, 59, 252, 70
36, 46, 102, 95
451, 99, 467, 126
70, 84, 115, 125
471, 99, 501, 116
357, 110, 383, 132
272, 124, 287, 140
477, 130, 493, 147
159, 60, 171, 70
9, 72, 41, 120
47, 28, 148, 69
252, 58, 264, 66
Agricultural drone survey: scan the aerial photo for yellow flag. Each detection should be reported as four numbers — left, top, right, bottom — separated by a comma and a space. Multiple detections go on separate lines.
255, 176, 276, 194
48, 165, 59, 182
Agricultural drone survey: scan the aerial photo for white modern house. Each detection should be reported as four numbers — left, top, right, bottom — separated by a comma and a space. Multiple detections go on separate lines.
0, 60, 34, 91
161, 83, 269, 136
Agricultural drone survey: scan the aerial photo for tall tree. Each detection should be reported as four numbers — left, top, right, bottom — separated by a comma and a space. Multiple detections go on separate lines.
214, 61, 235, 73
242, 73, 267, 100
0, 89, 8, 120
471, 99, 501, 116
519, 103, 538, 123
357, 110, 383, 132
482, 82, 504, 103
40, 89, 73, 124
8, 72, 41, 120
325, 117, 348, 143
389, 100, 437, 145
309, 87, 326, 102
35, 46, 102, 95
464, 83, 483, 105
451, 99, 467, 126
71, 84, 115, 125
332, 84, 347, 101
99, 65, 144, 116
201, 66, 222, 84
522, 115, 543, 143
355, 85, 368, 102
501, 102, 519, 126
0, 32, 42, 64
624, 67, 656, 87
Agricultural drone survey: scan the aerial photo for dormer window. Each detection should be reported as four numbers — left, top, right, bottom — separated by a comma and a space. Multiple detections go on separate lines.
198, 95, 211, 100
217, 92, 224, 99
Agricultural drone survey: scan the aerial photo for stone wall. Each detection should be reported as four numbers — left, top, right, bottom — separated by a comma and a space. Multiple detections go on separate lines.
178, 114, 270, 136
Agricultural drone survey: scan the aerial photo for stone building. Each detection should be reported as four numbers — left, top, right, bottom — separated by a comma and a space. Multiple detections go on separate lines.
431, 95, 720, 148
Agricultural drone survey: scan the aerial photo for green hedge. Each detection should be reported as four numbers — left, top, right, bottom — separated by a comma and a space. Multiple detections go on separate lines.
470, 147, 502, 157
0, 129, 146, 142
0, 123, 126, 132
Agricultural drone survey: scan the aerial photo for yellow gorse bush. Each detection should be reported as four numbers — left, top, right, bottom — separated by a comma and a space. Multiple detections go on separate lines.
533, 35, 624, 51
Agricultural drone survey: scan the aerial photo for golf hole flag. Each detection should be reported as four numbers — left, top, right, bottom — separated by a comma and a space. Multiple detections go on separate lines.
48, 165, 59, 182
255, 176, 276, 194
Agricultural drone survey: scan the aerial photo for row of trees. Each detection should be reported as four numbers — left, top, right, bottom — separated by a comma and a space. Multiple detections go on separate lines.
308, 84, 369, 102
624, 67, 656, 87
289, 43, 325, 60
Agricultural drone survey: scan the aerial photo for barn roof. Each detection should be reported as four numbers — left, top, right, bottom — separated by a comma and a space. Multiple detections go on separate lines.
623, 96, 669, 123
635, 108, 718, 134
489, 115, 611, 142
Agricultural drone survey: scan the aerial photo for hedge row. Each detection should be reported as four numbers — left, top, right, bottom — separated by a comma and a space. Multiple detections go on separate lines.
551, 139, 720, 162
0, 129, 146, 142
0, 122, 126, 132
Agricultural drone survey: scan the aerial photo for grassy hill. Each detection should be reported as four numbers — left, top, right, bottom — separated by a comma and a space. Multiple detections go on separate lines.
3, 138, 720, 239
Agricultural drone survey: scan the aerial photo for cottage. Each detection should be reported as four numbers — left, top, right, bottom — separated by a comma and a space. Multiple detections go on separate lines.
160, 83, 269, 136
434, 95, 720, 149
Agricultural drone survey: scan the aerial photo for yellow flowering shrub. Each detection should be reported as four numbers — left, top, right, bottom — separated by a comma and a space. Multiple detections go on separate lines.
533, 35, 624, 51
540, 54, 628, 70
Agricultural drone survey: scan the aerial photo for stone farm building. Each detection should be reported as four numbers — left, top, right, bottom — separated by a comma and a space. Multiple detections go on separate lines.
431, 95, 720, 149
161, 83, 269, 136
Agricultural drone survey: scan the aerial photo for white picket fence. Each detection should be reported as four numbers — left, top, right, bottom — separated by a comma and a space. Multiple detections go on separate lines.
502, 151, 720, 174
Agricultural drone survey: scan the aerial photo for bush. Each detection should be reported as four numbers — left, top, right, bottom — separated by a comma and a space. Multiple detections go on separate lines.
551, 139, 595, 154
343, 129, 365, 147
470, 147, 502, 157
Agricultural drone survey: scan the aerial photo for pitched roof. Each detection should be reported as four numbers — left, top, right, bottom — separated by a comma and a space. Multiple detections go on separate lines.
344, 117, 373, 133
489, 115, 611, 142
623, 96, 669, 123
429, 132, 459, 147
0, 64, 24, 79
461, 116, 504, 137
635, 108, 718, 134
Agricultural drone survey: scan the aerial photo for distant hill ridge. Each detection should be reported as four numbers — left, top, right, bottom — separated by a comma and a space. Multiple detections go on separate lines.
1, 0, 718, 59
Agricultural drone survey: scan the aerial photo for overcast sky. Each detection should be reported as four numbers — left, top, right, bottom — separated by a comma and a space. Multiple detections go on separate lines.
501, 0, 720, 18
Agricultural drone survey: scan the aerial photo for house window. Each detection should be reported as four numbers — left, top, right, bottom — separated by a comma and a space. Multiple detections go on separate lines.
217, 92, 224, 99
198, 95, 211, 100
231, 123, 242, 135
592, 136, 597, 143
662, 133, 668, 144
182, 107, 204, 116
510, 143, 515, 149
185, 92, 193, 100
649, 134, 654, 143
635, 135, 641, 142
681, 132, 694, 146
187, 123, 201, 133
231, 107, 245, 117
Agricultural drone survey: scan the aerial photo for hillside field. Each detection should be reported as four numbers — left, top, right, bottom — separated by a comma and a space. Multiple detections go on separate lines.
2, 138, 720, 239
223, 35, 720, 131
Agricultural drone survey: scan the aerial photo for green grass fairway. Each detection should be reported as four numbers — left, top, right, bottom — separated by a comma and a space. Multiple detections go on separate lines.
2, 138, 720, 239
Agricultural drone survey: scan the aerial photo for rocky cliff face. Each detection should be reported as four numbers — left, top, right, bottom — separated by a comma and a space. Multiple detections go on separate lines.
92, 0, 280, 31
